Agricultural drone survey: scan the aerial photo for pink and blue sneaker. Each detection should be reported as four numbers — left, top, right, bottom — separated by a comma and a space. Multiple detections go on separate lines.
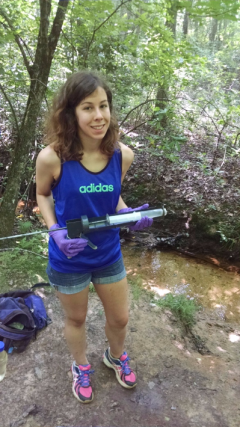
71, 362, 94, 403
103, 348, 137, 389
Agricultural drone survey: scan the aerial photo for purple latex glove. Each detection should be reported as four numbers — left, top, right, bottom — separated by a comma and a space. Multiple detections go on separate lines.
49, 224, 88, 257
117, 203, 153, 231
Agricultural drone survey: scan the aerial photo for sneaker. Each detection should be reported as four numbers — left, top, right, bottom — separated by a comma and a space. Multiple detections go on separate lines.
71, 362, 94, 403
103, 348, 137, 389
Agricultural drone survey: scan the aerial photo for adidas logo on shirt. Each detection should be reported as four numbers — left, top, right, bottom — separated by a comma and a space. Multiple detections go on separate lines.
79, 183, 114, 193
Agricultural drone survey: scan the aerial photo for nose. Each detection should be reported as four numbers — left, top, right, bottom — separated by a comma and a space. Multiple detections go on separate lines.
94, 107, 103, 120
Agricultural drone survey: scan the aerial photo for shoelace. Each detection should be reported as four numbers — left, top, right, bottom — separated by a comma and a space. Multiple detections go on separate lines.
120, 355, 132, 375
76, 369, 94, 388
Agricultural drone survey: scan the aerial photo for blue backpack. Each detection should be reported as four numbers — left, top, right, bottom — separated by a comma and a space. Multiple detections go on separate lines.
0, 283, 51, 352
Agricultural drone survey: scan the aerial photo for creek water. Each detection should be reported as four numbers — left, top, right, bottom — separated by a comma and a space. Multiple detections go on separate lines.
122, 245, 240, 323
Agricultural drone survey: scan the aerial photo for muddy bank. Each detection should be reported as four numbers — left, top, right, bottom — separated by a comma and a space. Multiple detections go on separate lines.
121, 140, 240, 268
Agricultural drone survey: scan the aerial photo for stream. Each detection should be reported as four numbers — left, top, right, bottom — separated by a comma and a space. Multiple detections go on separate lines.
122, 245, 240, 322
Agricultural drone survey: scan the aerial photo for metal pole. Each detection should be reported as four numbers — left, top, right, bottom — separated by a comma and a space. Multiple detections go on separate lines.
0, 227, 67, 241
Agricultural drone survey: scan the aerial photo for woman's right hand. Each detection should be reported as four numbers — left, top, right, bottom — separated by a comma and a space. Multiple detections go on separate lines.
117, 204, 153, 231
49, 224, 88, 257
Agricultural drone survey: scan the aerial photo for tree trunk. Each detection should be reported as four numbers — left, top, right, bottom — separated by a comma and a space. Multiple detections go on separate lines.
155, 86, 168, 129
183, 0, 193, 37
182, 0, 193, 36
209, 18, 218, 42
0, 78, 48, 239
0, 0, 70, 239
165, 1, 177, 36
183, 9, 189, 36
155, 1, 177, 129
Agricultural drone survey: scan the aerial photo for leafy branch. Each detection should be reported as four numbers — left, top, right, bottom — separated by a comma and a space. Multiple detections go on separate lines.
48, 0, 70, 61
0, 7, 32, 75
0, 248, 48, 259
0, 83, 20, 135
83, 0, 132, 66
119, 98, 163, 127
189, 7, 239, 19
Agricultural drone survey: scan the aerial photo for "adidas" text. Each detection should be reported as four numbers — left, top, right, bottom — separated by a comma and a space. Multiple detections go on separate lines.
79, 183, 114, 193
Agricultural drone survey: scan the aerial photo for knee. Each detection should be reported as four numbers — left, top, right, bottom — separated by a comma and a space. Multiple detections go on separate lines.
66, 312, 87, 328
107, 314, 129, 329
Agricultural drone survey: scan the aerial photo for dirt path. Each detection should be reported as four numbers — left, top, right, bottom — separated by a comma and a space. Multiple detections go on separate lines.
1, 285, 240, 427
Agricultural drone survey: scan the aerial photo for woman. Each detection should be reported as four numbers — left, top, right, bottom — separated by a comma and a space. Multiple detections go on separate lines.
36, 71, 152, 403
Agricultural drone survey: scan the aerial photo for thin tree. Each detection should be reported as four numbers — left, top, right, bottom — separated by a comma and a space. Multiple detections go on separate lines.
0, 0, 70, 239
155, 0, 178, 128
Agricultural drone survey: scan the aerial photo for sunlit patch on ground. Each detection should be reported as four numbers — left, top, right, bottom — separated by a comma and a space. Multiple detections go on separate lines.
229, 332, 240, 343
148, 286, 170, 297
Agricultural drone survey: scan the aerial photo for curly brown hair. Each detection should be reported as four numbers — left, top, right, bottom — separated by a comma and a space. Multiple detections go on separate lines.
45, 71, 119, 161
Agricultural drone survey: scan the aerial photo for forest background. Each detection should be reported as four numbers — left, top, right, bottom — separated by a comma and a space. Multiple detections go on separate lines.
1, 0, 240, 268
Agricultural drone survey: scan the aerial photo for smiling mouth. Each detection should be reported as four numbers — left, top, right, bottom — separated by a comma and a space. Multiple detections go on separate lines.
91, 124, 105, 130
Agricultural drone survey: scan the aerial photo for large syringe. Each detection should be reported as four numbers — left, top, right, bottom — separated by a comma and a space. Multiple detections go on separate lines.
65, 207, 167, 249
66, 208, 167, 238
0, 208, 167, 245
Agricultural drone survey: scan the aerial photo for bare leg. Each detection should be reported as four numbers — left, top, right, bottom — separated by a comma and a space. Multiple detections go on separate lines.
56, 286, 89, 365
94, 277, 129, 358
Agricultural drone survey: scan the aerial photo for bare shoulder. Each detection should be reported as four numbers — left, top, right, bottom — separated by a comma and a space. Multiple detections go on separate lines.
36, 145, 61, 190
119, 142, 134, 166
36, 144, 60, 168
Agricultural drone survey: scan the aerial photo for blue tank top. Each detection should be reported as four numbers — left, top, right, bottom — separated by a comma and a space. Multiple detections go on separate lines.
49, 150, 122, 273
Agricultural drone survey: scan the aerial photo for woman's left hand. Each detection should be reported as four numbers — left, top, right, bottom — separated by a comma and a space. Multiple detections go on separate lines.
117, 203, 153, 231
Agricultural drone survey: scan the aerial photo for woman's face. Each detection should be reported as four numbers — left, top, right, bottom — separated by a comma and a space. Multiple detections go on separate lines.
75, 86, 111, 144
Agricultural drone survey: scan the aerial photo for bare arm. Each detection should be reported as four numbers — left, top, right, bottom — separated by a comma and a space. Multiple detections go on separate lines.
36, 145, 61, 229
116, 142, 134, 212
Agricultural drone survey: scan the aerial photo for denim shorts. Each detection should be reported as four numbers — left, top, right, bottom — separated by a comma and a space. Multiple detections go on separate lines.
46, 256, 126, 295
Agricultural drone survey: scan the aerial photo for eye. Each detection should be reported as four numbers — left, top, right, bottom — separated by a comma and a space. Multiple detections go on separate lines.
84, 106, 92, 110
101, 104, 108, 108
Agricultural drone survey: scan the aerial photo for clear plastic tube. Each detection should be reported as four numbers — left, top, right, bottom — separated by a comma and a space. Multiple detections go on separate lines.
140, 208, 167, 219
109, 208, 167, 226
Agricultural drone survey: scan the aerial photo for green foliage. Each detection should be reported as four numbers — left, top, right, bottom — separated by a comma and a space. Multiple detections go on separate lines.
18, 220, 32, 234
146, 104, 188, 161
128, 275, 143, 301
155, 293, 200, 327
16, 235, 48, 254
188, 0, 240, 20
1, 0, 240, 227
216, 221, 240, 249
89, 282, 96, 293
0, 1, 41, 120
0, 234, 48, 292
2, 0, 239, 150
147, 131, 187, 161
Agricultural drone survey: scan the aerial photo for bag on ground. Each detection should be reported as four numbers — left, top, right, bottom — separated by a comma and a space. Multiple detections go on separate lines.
0, 283, 51, 352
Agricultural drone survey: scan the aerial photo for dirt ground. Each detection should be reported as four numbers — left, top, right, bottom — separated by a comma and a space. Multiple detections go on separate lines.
1, 282, 240, 427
